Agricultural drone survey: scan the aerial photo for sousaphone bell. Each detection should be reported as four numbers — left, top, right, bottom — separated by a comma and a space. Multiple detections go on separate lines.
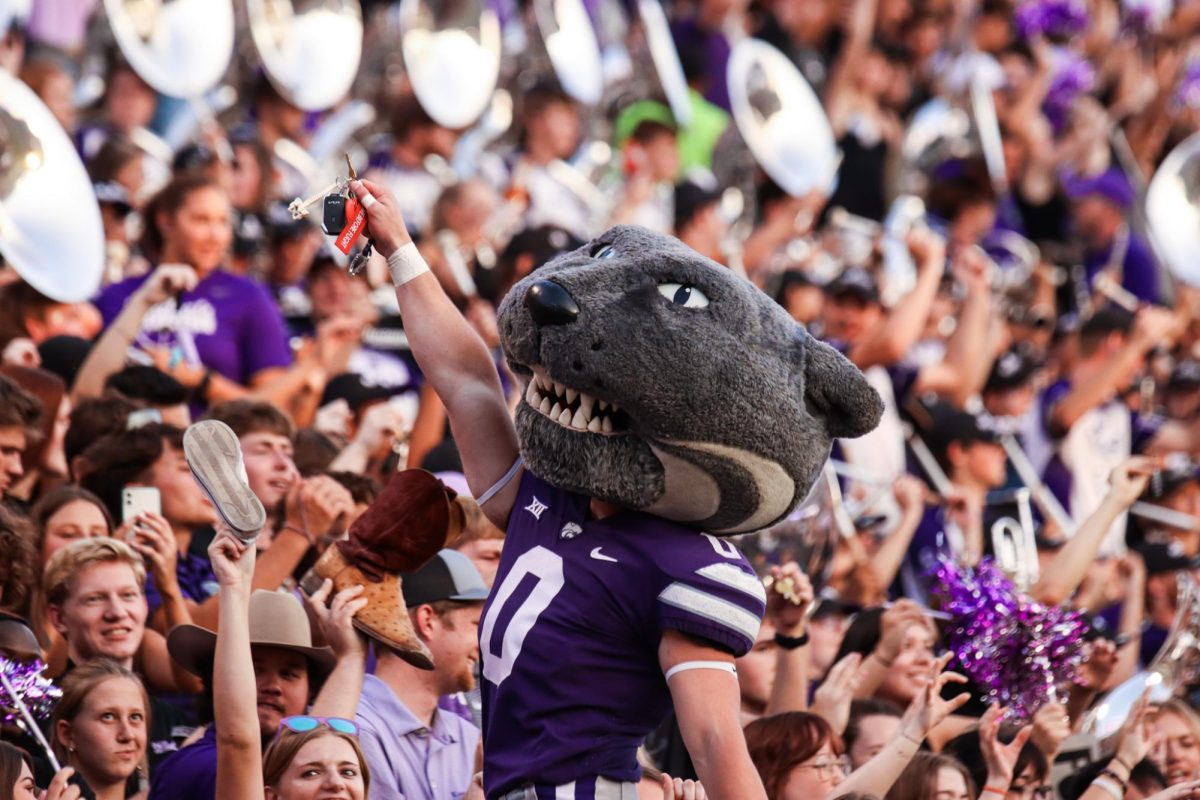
399, 0, 501, 130
533, 0, 605, 105
726, 38, 839, 199
635, 0, 691, 127
102, 0, 234, 99
1145, 132, 1200, 288
0, 70, 105, 302
247, 0, 363, 112
1083, 572, 1200, 747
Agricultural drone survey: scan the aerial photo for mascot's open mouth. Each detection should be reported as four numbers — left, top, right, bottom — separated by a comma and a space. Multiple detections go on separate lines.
524, 371, 631, 435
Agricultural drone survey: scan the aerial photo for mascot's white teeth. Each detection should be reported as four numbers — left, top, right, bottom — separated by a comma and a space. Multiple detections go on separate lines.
526, 377, 626, 434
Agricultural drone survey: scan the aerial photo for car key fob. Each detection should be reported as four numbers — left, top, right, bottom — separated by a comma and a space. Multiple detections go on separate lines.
321, 192, 347, 236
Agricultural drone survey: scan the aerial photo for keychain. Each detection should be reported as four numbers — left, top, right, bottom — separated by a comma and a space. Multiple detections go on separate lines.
287, 155, 376, 275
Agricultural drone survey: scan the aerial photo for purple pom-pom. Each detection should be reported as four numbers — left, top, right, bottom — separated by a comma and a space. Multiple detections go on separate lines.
930, 556, 1086, 722
1043, 51, 1096, 135
1014, 0, 1089, 40
0, 658, 61, 725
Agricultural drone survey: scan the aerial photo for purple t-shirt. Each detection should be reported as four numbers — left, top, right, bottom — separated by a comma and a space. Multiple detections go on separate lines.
671, 18, 732, 111
478, 469, 765, 797
1085, 233, 1164, 307
147, 724, 216, 800
95, 269, 293, 386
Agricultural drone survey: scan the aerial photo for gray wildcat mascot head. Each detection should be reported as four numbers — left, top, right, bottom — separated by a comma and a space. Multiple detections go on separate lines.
497, 225, 883, 535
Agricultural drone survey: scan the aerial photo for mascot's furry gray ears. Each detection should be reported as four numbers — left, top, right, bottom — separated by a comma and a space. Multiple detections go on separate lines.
498, 225, 884, 535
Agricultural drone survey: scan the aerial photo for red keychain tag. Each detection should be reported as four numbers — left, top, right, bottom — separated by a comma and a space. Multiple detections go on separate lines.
336, 196, 367, 254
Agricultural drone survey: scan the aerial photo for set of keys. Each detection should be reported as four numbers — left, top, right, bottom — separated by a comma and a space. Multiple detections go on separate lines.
287, 156, 375, 275
762, 574, 801, 604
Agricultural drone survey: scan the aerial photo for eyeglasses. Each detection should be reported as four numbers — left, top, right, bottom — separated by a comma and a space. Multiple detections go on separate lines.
1010, 784, 1053, 800
273, 716, 359, 743
796, 755, 851, 780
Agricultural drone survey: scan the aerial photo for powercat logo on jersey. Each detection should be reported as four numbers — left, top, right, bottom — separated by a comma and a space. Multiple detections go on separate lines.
524, 496, 549, 520
560, 522, 582, 539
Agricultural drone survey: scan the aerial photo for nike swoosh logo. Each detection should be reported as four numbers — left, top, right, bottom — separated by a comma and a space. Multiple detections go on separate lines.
590, 547, 618, 563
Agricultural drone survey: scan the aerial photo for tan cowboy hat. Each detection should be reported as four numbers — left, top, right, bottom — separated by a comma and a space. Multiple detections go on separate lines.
167, 590, 336, 679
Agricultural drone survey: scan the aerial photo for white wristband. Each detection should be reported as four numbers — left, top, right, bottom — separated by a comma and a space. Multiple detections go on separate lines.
387, 242, 430, 287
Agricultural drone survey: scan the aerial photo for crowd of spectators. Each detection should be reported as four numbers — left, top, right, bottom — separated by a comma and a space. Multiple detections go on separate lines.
2, 0, 1200, 796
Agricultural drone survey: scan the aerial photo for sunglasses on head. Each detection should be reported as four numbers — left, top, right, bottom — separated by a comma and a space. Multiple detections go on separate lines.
273, 716, 359, 742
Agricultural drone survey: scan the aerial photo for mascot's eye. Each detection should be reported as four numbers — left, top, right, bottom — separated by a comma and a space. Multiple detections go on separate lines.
657, 283, 710, 309
592, 243, 616, 260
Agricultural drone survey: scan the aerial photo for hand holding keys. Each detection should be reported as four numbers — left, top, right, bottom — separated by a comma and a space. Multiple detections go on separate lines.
287, 155, 375, 275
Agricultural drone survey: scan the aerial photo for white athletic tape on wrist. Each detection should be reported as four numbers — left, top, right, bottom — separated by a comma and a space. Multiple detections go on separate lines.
664, 661, 737, 682
387, 242, 430, 286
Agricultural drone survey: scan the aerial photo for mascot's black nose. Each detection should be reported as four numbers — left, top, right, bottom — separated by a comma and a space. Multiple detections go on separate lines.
525, 280, 579, 326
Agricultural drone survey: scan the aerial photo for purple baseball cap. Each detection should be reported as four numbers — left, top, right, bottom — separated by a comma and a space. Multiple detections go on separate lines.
1062, 168, 1135, 209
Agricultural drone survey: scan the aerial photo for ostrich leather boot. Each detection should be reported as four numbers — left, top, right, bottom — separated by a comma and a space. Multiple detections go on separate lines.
301, 469, 461, 669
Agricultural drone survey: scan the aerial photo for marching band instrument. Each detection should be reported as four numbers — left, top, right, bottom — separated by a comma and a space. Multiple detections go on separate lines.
636, 0, 692, 127
1130, 501, 1200, 532
0, 70, 105, 302
1084, 573, 1200, 747
999, 433, 1077, 538
534, 0, 605, 106
969, 72, 1007, 196
726, 38, 838, 199
103, 0, 234, 100
991, 488, 1039, 592
899, 97, 972, 197
399, 0, 501, 129
247, 0, 363, 112
1145, 132, 1200, 288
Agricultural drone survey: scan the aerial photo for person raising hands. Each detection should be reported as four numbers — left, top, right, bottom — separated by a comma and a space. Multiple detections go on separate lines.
209, 525, 371, 800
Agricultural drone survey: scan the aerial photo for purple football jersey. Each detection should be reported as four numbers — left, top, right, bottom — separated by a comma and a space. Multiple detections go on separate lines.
479, 469, 766, 797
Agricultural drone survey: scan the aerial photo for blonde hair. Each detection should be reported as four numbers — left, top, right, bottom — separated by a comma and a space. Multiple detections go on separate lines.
263, 728, 371, 793
44, 538, 146, 607
1151, 699, 1200, 741
51, 659, 150, 767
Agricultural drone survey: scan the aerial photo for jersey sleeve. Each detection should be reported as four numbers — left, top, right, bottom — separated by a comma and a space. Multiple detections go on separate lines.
654, 534, 766, 657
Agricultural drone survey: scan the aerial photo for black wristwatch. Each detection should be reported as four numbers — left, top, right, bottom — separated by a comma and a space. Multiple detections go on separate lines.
194, 368, 213, 403
774, 631, 810, 650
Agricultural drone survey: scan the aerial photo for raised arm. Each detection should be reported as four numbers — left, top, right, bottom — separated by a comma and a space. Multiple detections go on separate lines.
72, 265, 198, 404
764, 564, 813, 716
351, 179, 521, 527
660, 630, 768, 800
1050, 308, 1173, 434
306, 580, 369, 719
1030, 457, 1152, 606
921, 248, 996, 403
869, 476, 928, 589
848, 229, 944, 370
209, 526, 264, 800
835, 653, 970, 798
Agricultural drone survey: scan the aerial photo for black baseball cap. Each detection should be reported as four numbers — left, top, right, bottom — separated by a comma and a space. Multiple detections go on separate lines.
1135, 541, 1200, 576
1170, 360, 1200, 392
985, 346, 1041, 393
674, 180, 722, 232
319, 372, 399, 414
1080, 305, 1135, 339
401, 549, 491, 608
914, 400, 1001, 457
824, 267, 881, 304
